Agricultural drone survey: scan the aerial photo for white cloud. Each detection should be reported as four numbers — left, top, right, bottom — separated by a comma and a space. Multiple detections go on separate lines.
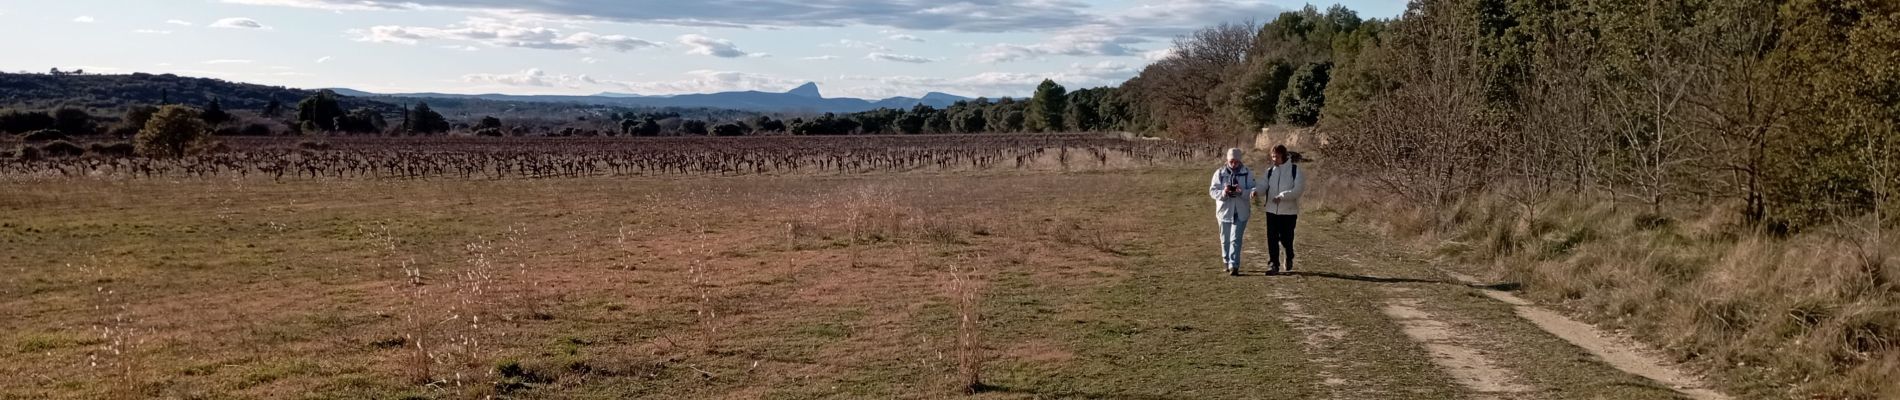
677, 34, 748, 58
1106, 0, 1284, 37
165, 19, 193, 26
229, 0, 1283, 41
203, 59, 255, 64
888, 34, 924, 42
560, 31, 663, 51
134, 29, 174, 35
974, 26, 1147, 63
219, 0, 407, 11
210, 17, 268, 29
67, 66, 122, 73
802, 55, 839, 61
444, 62, 1133, 98
441, 45, 480, 51
352, 26, 424, 44
315, 56, 333, 63
352, 17, 661, 52
73, 16, 96, 23
865, 53, 935, 63
580, 57, 599, 64
827, 39, 889, 52
230, 0, 1096, 33
1141, 48, 1177, 62
461, 68, 624, 90
831, 62, 1137, 98
604, 70, 805, 95
1069, 61, 1136, 79
464, 68, 547, 85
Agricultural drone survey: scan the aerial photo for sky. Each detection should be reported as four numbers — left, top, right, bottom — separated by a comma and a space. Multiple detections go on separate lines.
0, 0, 1407, 99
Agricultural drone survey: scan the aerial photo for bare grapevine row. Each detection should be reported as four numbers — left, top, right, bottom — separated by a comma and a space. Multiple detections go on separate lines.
1, 134, 1221, 179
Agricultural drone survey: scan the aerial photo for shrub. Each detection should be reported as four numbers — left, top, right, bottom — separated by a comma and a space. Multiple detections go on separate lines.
240, 123, 275, 136
134, 105, 209, 158
21, 129, 67, 142
712, 123, 747, 137
200, 141, 229, 154
39, 140, 85, 158
0, 109, 55, 134
86, 142, 136, 158
51, 107, 96, 135
15, 145, 42, 161
297, 140, 331, 151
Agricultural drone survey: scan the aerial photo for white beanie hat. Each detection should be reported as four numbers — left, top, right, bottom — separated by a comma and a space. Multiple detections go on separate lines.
1226, 147, 1243, 161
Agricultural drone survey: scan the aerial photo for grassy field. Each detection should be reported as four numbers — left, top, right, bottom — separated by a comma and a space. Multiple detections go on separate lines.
3, 168, 1717, 399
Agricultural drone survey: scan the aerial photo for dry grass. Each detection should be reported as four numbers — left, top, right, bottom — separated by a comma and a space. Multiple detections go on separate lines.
0, 171, 1174, 399
1309, 175, 1900, 399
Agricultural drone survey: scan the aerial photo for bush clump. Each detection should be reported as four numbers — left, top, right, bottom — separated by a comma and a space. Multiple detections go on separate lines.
39, 140, 85, 158
86, 142, 136, 158
20, 129, 67, 142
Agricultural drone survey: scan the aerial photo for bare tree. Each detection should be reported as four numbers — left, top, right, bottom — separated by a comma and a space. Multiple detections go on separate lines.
1324, 0, 1503, 227
1128, 21, 1258, 142
1590, 1, 1708, 215
1677, 0, 1794, 226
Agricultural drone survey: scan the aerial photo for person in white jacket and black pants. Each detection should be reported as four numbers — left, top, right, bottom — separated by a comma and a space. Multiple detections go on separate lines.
1258, 145, 1306, 275
1209, 148, 1256, 276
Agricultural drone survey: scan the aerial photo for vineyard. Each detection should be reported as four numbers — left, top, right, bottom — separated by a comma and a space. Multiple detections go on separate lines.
0, 134, 1221, 179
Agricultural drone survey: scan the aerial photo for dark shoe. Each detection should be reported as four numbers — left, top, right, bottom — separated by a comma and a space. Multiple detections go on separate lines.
1228, 267, 1240, 276
1284, 259, 1294, 273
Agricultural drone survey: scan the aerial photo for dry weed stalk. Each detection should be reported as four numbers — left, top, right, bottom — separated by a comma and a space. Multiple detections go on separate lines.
843, 185, 901, 266
947, 256, 985, 394
368, 222, 534, 392
75, 258, 146, 400
690, 246, 718, 354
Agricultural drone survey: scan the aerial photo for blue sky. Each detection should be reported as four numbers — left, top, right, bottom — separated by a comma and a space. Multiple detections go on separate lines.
0, 0, 1406, 99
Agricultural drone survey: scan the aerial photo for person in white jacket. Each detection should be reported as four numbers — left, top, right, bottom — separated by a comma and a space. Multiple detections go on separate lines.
1209, 148, 1256, 276
1258, 145, 1306, 275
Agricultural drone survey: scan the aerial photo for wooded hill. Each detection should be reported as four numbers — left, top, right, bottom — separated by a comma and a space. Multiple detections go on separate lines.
0, 71, 395, 115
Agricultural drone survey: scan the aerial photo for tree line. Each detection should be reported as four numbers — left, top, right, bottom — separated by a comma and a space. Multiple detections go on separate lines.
4, 82, 1155, 139
1121, 1, 1896, 233
0, 68, 1163, 138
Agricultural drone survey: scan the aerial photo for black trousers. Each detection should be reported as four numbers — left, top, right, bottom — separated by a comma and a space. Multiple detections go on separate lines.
1265, 213, 1298, 268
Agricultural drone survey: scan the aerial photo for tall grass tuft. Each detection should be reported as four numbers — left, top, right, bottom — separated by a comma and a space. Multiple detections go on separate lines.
947, 257, 985, 394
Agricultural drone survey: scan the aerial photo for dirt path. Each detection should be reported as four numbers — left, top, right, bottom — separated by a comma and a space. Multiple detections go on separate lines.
1218, 216, 1717, 400
1440, 271, 1732, 400
1380, 291, 1534, 397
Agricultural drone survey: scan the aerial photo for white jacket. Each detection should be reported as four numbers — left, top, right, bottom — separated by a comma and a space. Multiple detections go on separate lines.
1209, 165, 1257, 222
1257, 162, 1306, 215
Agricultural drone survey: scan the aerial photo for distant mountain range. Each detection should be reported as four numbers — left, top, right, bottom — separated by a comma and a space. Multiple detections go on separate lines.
325, 82, 973, 113
0, 72, 977, 121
